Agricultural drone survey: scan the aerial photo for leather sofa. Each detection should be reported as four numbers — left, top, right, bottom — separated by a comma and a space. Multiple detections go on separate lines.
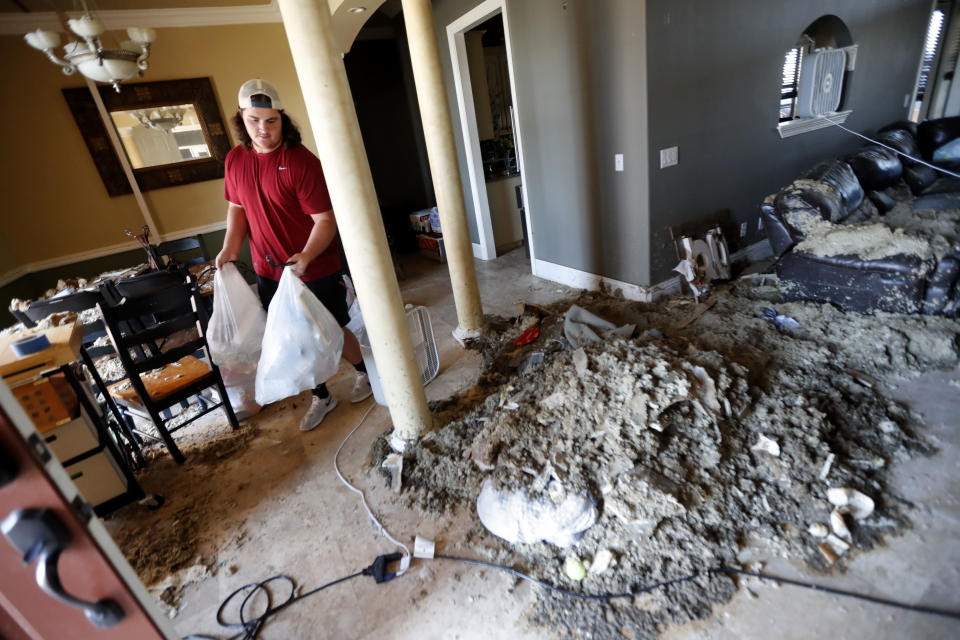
760, 117, 960, 316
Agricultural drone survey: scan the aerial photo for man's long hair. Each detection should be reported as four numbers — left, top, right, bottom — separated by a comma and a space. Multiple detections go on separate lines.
232, 102, 302, 150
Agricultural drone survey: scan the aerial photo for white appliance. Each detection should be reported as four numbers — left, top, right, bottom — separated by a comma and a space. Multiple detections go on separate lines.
797, 48, 847, 117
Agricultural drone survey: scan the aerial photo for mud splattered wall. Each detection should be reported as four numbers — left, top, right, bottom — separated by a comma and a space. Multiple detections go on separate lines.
645, 0, 930, 282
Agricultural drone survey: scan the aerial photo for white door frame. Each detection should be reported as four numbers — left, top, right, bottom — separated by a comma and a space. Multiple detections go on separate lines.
446, 0, 535, 265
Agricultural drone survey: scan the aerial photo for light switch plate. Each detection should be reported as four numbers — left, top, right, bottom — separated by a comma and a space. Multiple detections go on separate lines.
615, 153, 624, 172
740, 222, 748, 238
660, 146, 678, 168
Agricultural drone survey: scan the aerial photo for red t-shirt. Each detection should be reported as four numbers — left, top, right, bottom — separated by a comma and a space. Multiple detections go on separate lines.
224, 144, 340, 281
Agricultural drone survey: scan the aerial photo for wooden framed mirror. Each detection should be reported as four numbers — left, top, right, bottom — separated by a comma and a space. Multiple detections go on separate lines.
62, 77, 231, 197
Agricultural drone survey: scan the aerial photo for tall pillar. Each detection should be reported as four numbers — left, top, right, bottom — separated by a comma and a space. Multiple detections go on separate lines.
277, 0, 430, 447
401, 0, 484, 339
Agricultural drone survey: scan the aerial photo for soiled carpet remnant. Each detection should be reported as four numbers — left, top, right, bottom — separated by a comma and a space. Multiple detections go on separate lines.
390, 282, 959, 639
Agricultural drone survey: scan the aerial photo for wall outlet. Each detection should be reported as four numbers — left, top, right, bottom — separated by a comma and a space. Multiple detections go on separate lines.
757, 216, 764, 231
904, 93, 911, 108
659, 146, 678, 169
615, 153, 624, 172
740, 222, 748, 238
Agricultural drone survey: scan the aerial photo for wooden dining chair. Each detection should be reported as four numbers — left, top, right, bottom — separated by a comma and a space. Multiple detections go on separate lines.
97, 281, 239, 464
153, 235, 209, 268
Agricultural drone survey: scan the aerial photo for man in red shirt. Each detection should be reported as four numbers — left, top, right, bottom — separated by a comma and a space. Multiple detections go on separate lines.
215, 78, 370, 431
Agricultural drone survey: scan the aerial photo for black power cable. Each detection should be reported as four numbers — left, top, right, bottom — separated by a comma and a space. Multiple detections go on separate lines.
186, 553, 960, 638
183, 572, 363, 640
436, 554, 960, 620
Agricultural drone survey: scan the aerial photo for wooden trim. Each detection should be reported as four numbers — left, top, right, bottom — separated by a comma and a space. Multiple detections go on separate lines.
0, 4, 281, 34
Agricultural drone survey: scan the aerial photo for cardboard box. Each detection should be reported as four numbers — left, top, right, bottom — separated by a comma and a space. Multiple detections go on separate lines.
409, 208, 433, 233
417, 233, 446, 262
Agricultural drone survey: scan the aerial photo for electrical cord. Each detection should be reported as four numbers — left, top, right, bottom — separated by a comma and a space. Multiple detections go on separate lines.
436, 554, 960, 620
333, 401, 412, 571
182, 570, 366, 640
185, 552, 959, 638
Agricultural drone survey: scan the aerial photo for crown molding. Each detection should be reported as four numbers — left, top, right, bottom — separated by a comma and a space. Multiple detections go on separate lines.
0, 3, 281, 35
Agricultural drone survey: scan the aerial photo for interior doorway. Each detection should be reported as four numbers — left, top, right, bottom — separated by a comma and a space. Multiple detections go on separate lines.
447, 1, 534, 264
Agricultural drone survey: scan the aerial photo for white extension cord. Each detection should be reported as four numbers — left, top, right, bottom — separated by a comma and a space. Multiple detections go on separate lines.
332, 401, 411, 574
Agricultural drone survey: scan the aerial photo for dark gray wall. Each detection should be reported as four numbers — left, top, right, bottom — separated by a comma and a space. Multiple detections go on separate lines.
431, 0, 931, 287
646, 0, 930, 281
433, 0, 652, 283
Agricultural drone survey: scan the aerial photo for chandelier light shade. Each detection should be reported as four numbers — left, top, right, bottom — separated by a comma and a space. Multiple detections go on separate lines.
24, 9, 156, 92
132, 106, 186, 133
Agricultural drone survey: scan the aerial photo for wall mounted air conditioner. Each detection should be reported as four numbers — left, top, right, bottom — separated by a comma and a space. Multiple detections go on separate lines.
797, 48, 847, 118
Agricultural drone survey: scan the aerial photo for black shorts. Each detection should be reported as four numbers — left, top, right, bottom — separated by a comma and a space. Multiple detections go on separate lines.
256, 272, 351, 327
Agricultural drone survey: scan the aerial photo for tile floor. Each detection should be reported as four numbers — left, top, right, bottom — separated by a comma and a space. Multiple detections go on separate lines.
110, 249, 959, 639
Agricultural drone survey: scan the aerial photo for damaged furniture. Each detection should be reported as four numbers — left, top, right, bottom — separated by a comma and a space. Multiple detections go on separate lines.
98, 280, 239, 464
760, 117, 960, 315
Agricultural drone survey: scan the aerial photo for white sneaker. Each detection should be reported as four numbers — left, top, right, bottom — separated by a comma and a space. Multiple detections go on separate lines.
350, 372, 373, 403
299, 395, 338, 431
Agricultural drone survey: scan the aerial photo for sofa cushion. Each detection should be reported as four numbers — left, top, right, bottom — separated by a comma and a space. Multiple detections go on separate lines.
877, 128, 921, 167
778, 250, 929, 314
845, 145, 902, 191
799, 160, 864, 217
903, 164, 939, 195
866, 189, 897, 214
760, 202, 796, 257
917, 116, 960, 160
923, 254, 960, 315
780, 180, 844, 222
879, 120, 919, 139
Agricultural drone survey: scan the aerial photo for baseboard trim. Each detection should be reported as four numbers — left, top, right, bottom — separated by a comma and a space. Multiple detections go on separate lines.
0, 221, 227, 288
495, 240, 524, 254
472, 243, 484, 259
532, 259, 657, 302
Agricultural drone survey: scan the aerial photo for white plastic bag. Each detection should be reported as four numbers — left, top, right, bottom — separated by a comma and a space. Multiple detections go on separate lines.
207, 263, 267, 416
343, 273, 364, 335
255, 266, 344, 405
476, 478, 597, 547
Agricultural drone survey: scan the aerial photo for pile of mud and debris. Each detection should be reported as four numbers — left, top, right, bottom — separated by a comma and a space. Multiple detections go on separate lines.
385, 278, 959, 638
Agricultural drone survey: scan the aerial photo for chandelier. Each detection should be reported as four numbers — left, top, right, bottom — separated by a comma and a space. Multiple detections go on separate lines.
24, 4, 156, 92
133, 107, 185, 133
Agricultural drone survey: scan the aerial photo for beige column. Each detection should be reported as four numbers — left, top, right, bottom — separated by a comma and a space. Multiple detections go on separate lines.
401, 0, 484, 338
277, 0, 430, 447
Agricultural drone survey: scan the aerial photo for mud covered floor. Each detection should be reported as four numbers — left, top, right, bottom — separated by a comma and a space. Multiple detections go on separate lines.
386, 278, 960, 639
96, 263, 959, 638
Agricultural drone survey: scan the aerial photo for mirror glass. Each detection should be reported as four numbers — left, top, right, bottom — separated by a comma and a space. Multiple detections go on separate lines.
110, 103, 211, 169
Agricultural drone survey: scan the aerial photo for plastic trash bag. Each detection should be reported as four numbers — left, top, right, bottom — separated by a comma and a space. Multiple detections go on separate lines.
207, 263, 267, 416
476, 478, 597, 547
759, 306, 801, 331
255, 266, 344, 405
343, 273, 364, 335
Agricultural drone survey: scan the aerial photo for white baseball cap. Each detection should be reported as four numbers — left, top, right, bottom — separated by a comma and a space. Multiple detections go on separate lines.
238, 78, 283, 110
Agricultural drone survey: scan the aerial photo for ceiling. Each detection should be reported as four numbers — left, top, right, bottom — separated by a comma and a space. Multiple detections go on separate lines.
2, 0, 268, 12
1, 0, 390, 53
